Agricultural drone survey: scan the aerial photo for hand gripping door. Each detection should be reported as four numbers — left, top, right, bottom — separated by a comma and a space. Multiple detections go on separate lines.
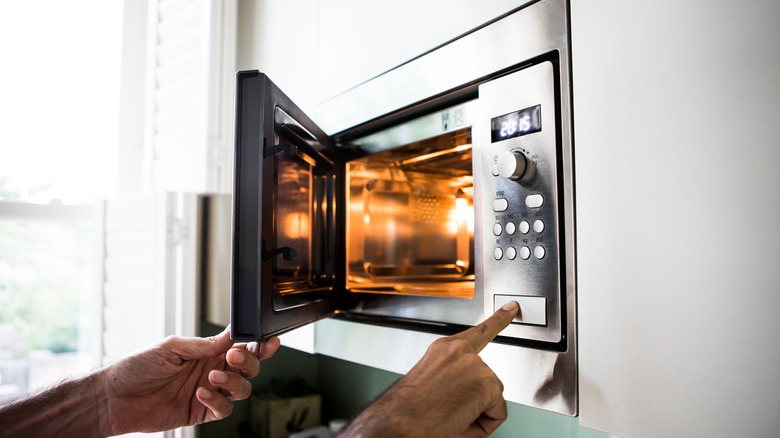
231, 71, 341, 341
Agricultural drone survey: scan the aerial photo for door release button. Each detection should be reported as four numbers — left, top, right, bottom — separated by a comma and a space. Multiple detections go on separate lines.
494, 295, 547, 326
492, 198, 509, 212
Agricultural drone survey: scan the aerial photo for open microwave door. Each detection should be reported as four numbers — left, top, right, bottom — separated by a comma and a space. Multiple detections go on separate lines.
231, 71, 341, 342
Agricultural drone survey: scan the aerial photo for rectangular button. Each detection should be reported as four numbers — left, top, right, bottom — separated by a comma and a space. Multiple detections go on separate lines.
494, 295, 547, 326
525, 194, 544, 208
492, 198, 509, 212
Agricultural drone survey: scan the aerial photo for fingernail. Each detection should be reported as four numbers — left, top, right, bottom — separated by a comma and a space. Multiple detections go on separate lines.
211, 370, 228, 383
229, 350, 244, 364
502, 301, 518, 311
200, 388, 212, 399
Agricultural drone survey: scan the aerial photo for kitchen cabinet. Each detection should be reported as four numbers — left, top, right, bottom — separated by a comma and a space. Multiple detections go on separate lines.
237, 0, 528, 115
314, 0, 530, 102
572, 0, 780, 436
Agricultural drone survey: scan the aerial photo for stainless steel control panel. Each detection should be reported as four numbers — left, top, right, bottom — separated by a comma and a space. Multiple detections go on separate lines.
476, 61, 563, 343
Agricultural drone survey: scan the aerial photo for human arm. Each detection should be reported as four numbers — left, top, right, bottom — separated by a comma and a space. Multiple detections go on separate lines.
341, 301, 519, 438
0, 326, 280, 437
0, 371, 104, 438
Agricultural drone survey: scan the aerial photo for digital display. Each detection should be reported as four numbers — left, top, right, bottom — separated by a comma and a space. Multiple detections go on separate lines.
490, 104, 542, 142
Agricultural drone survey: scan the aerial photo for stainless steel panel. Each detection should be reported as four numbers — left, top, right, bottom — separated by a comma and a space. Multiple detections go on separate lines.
476, 61, 563, 343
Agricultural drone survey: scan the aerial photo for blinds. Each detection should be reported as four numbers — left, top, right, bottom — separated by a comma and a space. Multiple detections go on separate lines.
101, 192, 198, 362
147, 0, 210, 193
119, 0, 235, 194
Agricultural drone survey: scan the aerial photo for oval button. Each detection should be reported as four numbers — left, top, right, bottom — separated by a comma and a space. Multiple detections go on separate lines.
493, 247, 504, 260
493, 223, 503, 236
519, 221, 530, 234
525, 194, 544, 208
534, 245, 546, 259
492, 198, 509, 212
505, 222, 516, 235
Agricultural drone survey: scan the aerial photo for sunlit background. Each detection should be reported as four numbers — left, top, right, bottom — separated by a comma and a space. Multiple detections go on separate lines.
0, 0, 122, 401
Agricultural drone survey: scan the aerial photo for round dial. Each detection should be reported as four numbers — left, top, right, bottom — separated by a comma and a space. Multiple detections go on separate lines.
497, 150, 528, 180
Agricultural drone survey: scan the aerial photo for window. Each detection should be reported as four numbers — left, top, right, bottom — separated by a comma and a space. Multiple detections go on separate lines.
0, 0, 122, 401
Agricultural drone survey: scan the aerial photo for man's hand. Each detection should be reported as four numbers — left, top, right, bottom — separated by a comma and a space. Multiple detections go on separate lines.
98, 327, 280, 436
342, 301, 520, 438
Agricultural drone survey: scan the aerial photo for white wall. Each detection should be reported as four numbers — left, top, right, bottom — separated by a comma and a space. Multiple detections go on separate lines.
572, 1, 780, 436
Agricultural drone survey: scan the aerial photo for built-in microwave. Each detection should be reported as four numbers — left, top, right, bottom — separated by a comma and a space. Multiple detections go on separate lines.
231, 0, 577, 416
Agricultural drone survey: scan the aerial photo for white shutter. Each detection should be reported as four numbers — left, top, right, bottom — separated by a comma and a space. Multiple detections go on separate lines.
101, 192, 198, 358
100, 192, 198, 438
143, 0, 237, 194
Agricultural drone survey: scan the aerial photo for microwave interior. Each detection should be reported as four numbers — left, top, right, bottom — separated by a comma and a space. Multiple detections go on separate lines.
345, 128, 475, 298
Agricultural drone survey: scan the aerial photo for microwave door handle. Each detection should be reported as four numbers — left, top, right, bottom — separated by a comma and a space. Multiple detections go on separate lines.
262, 246, 297, 261
264, 141, 297, 158
276, 123, 334, 167
279, 122, 316, 143
266, 140, 334, 171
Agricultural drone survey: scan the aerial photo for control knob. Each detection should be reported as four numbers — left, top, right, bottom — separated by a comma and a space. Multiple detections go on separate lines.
497, 150, 528, 180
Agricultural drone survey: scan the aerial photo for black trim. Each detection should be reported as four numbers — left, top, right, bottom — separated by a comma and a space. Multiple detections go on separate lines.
231, 71, 262, 340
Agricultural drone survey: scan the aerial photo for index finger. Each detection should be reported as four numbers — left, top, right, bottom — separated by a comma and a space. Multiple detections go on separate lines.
457, 301, 519, 352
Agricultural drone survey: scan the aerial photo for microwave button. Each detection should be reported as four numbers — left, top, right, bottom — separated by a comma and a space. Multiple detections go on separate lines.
493, 247, 504, 260
534, 245, 546, 260
493, 223, 503, 236
505, 222, 516, 235
519, 220, 530, 234
491, 164, 499, 176
525, 194, 544, 208
533, 219, 545, 233
519, 246, 531, 260
506, 246, 517, 260
494, 295, 547, 326
492, 198, 509, 212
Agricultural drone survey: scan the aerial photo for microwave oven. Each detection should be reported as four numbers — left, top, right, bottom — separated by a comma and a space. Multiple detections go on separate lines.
230, 0, 577, 415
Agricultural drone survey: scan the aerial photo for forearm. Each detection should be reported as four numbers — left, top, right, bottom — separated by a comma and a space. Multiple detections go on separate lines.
0, 368, 109, 438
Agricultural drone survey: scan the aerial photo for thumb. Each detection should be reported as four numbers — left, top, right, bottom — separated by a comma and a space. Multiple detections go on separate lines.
175, 326, 235, 360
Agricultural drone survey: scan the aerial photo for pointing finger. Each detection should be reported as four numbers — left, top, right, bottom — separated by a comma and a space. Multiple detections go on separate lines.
457, 301, 519, 352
